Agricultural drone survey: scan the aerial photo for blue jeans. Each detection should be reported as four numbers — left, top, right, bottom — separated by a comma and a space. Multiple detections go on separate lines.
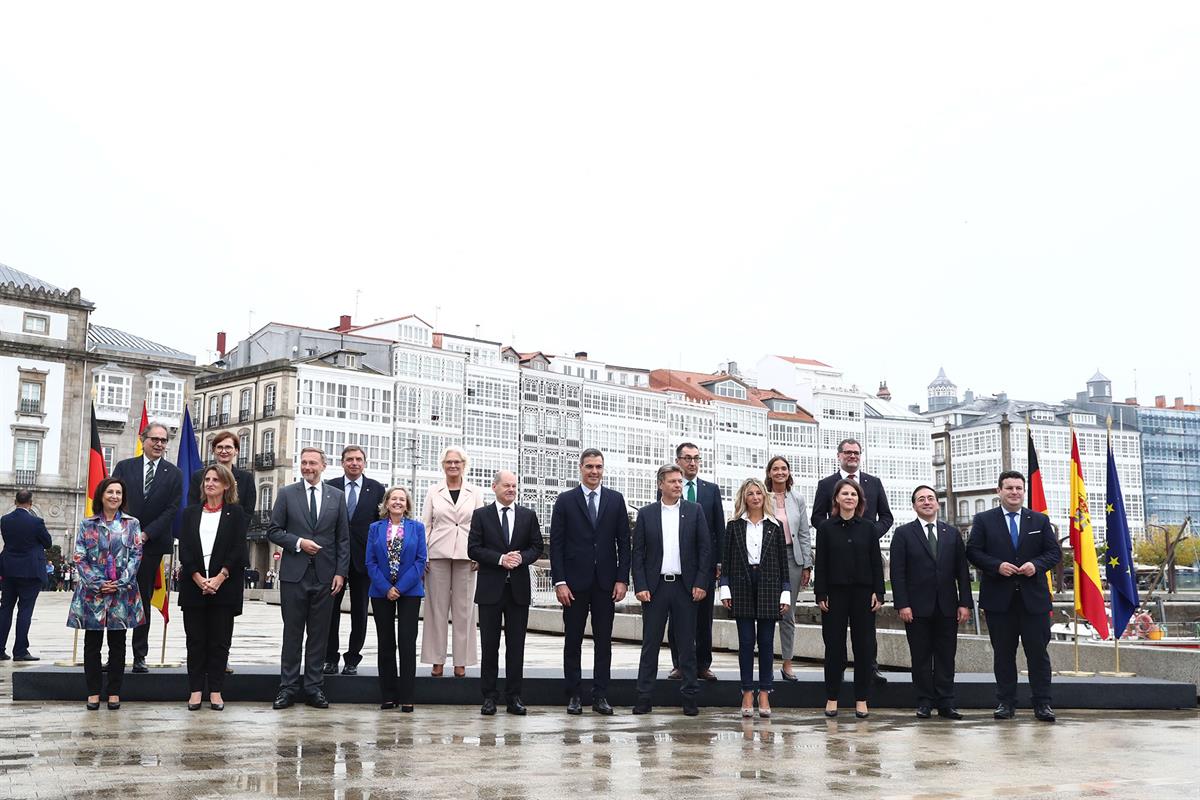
735, 617, 776, 692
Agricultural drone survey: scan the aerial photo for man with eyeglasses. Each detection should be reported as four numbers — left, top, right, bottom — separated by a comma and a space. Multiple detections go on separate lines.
112, 422, 184, 672
811, 437, 894, 684
664, 442, 724, 682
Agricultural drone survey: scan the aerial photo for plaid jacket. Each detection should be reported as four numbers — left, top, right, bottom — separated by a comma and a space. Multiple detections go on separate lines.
721, 517, 790, 620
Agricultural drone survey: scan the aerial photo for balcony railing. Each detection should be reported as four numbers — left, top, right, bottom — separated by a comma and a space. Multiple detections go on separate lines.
18, 399, 42, 414
239, 409, 252, 423
932, 454, 946, 466
207, 415, 219, 428
14, 469, 36, 487
256, 509, 273, 526
219, 413, 230, 425
262, 404, 277, 419
236, 456, 250, 470
254, 453, 276, 470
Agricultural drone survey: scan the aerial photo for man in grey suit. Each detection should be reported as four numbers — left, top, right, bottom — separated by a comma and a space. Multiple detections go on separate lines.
267, 447, 350, 709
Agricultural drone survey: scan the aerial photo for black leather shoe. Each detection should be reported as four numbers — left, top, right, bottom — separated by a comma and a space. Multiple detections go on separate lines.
132, 659, 149, 673
566, 695, 583, 715
12, 653, 39, 661
993, 703, 1015, 720
915, 705, 932, 719
592, 697, 614, 716
272, 692, 295, 710
209, 702, 224, 711
871, 668, 888, 686
0, 652, 9, 660
1034, 704, 1056, 722
667, 668, 683, 680
698, 670, 718, 682
86, 701, 100, 711
632, 701, 653, 714
855, 710, 869, 719
380, 700, 397, 710
823, 708, 838, 718
322, 662, 338, 675
341, 664, 358, 676
306, 691, 330, 709
780, 669, 798, 682
107, 700, 121, 710
682, 703, 699, 716
188, 702, 202, 711
938, 707, 964, 720
481, 698, 497, 716
506, 697, 527, 715
400, 705, 413, 713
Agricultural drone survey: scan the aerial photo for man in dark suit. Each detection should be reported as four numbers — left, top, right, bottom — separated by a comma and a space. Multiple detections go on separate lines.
468, 469, 544, 716
187, 431, 256, 515
665, 442, 724, 682
966, 470, 1061, 722
111, 422, 184, 672
810, 436, 894, 684
632, 465, 711, 716
0, 490, 53, 660
891, 485, 973, 719
322, 445, 384, 676
267, 447, 350, 709
549, 448, 630, 716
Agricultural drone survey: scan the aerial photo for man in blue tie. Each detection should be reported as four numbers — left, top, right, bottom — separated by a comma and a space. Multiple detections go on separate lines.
966, 471, 1061, 722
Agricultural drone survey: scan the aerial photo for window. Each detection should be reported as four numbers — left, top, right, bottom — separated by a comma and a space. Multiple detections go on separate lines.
261, 429, 276, 455
22, 313, 49, 335
714, 380, 747, 400
146, 372, 183, 418
14, 439, 39, 485
259, 485, 274, 513
18, 374, 44, 415
102, 445, 115, 473
263, 384, 278, 414
93, 368, 132, 415
239, 388, 253, 413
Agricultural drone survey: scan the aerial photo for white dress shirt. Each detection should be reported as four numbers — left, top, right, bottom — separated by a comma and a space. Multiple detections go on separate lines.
660, 500, 682, 575
199, 509, 221, 568
296, 480, 324, 551
718, 514, 791, 606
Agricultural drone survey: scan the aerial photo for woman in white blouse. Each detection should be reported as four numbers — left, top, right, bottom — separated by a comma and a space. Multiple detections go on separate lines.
765, 456, 813, 681
178, 464, 249, 711
719, 478, 791, 717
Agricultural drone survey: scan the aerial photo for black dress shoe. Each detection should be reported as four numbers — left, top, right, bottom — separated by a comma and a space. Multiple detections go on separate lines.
107, 701, 121, 710
937, 707, 964, 720
272, 692, 295, 710
1034, 704, 1056, 722
632, 701, 653, 715
592, 697, 614, 716
780, 669, 798, 682
86, 701, 100, 711
915, 705, 932, 719
824, 708, 838, 718
132, 659, 149, 674
871, 669, 888, 686
341, 664, 358, 676
322, 662, 338, 675
566, 695, 583, 715
0, 652, 9, 660
993, 703, 1015, 720
209, 702, 224, 711
855, 710, 870, 719
12, 653, 39, 662
682, 704, 699, 717
188, 702, 202, 711
381, 700, 397, 710
400, 705, 413, 713
506, 697, 527, 715
667, 668, 683, 680
306, 691, 330, 709
481, 698, 497, 716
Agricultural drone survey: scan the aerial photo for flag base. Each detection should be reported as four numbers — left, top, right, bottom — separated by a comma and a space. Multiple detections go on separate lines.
1058, 670, 1096, 677
53, 659, 81, 667
1097, 670, 1136, 677
151, 660, 183, 668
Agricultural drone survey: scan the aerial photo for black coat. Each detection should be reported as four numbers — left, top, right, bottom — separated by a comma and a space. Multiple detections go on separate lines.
467, 503, 544, 605
814, 515, 885, 601
177, 504, 249, 611
111, 456, 184, 557
721, 517, 790, 620
890, 519, 973, 617
325, 475, 386, 573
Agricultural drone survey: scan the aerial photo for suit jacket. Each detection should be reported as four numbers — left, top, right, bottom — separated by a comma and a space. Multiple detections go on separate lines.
468, 503, 544, 605
659, 477, 724, 576
775, 488, 814, 567
365, 518, 427, 598
720, 517, 791, 619
177, 504, 249, 610
631, 500, 711, 596
422, 481, 485, 561
890, 519, 973, 618
549, 485, 631, 593
0, 508, 52, 580
325, 474, 386, 573
810, 471, 894, 539
267, 480, 351, 584
813, 516, 885, 601
112, 456, 184, 557
188, 466, 257, 517
966, 506, 1060, 614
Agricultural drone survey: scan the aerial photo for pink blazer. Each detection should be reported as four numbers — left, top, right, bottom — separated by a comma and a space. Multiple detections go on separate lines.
422, 482, 485, 560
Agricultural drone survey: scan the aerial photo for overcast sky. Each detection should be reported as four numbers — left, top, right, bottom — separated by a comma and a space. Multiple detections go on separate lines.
2, 3, 1196, 410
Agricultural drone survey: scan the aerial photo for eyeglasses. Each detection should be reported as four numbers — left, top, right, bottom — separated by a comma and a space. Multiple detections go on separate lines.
214, 445, 236, 451
840, 450, 861, 457
678, 455, 701, 462
443, 460, 464, 466
146, 437, 168, 445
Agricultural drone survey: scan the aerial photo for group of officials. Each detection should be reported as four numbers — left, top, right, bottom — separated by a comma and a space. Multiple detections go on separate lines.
4, 422, 1062, 722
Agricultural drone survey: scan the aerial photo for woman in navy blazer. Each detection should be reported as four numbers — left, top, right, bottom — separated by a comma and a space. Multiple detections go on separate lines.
366, 486, 427, 711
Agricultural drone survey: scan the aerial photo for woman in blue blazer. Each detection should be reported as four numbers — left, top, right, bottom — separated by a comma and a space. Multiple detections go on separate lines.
366, 486, 427, 711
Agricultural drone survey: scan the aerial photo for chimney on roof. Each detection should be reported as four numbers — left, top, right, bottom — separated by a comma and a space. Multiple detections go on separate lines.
876, 381, 891, 401
1176, 397, 1185, 409
432, 333, 443, 349
216, 331, 226, 357
575, 351, 588, 359
1124, 397, 1137, 405
996, 392, 1008, 403
1155, 395, 1166, 408
963, 389, 975, 403
908, 403, 920, 414
334, 314, 352, 332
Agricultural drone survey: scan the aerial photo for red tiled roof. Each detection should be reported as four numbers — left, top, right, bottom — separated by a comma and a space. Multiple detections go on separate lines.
648, 370, 762, 409
776, 356, 832, 367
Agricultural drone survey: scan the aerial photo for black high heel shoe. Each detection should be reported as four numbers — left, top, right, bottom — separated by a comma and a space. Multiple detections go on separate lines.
824, 707, 838, 718
209, 702, 224, 711
188, 702, 202, 711
86, 700, 100, 711
107, 700, 121, 710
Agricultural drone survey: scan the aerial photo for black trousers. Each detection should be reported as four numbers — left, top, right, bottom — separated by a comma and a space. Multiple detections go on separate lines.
326, 565, 370, 667
562, 581, 615, 699
0, 577, 42, 656
668, 578, 715, 672
84, 629, 127, 695
905, 613, 959, 707
636, 577, 699, 702
371, 595, 420, 704
131, 554, 165, 660
183, 605, 236, 693
821, 584, 877, 701
985, 599, 1052, 706
478, 581, 530, 701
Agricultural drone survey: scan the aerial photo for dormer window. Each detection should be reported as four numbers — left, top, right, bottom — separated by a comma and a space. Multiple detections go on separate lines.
714, 380, 746, 400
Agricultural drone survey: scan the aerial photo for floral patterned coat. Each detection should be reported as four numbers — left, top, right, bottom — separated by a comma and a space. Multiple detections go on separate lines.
66, 513, 146, 630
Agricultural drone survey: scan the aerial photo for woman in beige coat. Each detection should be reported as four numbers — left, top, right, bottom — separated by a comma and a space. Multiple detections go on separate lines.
420, 447, 484, 675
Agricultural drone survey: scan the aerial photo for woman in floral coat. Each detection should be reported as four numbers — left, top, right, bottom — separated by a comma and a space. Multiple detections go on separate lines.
67, 477, 145, 710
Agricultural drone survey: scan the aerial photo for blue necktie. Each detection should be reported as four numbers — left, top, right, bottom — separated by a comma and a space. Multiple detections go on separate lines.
347, 481, 358, 517
1007, 512, 1019, 550
587, 491, 598, 526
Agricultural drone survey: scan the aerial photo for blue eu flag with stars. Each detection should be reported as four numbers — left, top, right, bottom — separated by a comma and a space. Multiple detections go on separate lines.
1104, 440, 1140, 639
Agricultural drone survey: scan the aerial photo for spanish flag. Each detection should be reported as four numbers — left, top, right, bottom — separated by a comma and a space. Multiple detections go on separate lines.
1069, 430, 1109, 639
136, 403, 169, 622
84, 403, 107, 517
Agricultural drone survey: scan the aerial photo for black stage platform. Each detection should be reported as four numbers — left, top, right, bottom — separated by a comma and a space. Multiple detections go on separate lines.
12, 665, 1196, 709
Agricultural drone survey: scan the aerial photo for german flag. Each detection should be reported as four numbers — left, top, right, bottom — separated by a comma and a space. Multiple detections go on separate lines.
84, 403, 107, 517
1026, 418, 1054, 595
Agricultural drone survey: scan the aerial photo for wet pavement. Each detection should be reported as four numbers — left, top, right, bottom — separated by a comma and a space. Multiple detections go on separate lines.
1, 596, 1197, 799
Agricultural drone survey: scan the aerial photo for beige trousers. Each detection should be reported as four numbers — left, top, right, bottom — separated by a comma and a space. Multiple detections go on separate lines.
420, 558, 478, 666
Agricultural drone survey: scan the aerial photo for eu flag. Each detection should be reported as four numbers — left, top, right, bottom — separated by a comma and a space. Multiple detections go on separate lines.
1104, 440, 1140, 639
172, 408, 205, 538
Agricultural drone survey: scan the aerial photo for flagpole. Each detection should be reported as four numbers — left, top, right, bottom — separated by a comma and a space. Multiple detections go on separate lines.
1098, 419, 1136, 678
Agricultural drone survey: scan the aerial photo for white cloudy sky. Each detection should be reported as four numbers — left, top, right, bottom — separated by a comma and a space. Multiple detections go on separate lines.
2, 3, 1196, 410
